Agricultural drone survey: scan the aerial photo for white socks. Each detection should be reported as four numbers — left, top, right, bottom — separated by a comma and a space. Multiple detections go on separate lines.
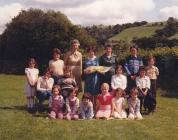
27, 98, 34, 108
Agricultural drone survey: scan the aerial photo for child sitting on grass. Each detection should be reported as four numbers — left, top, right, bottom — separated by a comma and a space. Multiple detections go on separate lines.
112, 88, 127, 119
79, 94, 94, 120
95, 83, 113, 120
128, 88, 143, 120
65, 88, 79, 120
48, 85, 64, 119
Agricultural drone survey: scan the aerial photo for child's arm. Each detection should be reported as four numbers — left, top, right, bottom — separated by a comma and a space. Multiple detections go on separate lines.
72, 98, 79, 114
111, 99, 116, 116
156, 67, 159, 76
66, 98, 71, 113
25, 69, 34, 86
128, 99, 135, 115
80, 102, 86, 119
135, 99, 141, 113
46, 78, 54, 91
49, 96, 52, 108
111, 76, 116, 90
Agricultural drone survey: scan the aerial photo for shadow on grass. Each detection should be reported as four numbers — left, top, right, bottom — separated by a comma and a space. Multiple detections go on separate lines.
0, 105, 49, 118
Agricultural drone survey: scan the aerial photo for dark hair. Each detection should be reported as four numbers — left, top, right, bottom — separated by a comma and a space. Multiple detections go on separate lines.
27, 58, 38, 68
52, 85, 61, 94
130, 87, 139, 95
130, 44, 138, 51
82, 94, 91, 100
52, 48, 61, 55
115, 65, 123, 71
43, 68, 51, 76
104, 44, 113, 50
115, 88, 125, 97
86, 46, 96, 53
139, 66, 146, 73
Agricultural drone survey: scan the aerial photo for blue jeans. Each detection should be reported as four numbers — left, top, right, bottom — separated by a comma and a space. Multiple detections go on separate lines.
36, 91, 52, 104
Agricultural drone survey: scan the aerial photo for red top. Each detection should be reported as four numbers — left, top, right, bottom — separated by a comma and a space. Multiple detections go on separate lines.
97, 93, 113, 105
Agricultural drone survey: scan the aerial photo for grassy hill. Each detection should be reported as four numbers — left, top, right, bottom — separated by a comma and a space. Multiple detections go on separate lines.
0, 74, 178, 140
169, 33, 178, 39
109, 24, 165, 42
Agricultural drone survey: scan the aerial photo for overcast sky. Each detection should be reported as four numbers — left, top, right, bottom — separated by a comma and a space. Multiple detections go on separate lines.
0, 0, 178, 34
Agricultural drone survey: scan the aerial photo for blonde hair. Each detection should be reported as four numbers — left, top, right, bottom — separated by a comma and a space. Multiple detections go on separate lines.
101, 83, 110, 91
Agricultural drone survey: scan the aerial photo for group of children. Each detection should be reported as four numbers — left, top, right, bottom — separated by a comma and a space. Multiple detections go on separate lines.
24, 43, 159, 120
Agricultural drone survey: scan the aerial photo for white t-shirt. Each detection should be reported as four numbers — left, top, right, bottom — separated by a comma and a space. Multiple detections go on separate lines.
111, 74, 127, 90
49, 59, 64, 76
136, 76, 150, 89
36, 76, 54, 92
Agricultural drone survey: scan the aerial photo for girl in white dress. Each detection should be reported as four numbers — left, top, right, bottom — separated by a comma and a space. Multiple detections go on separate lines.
112, 88, 127, 119
24, 58, 39, 110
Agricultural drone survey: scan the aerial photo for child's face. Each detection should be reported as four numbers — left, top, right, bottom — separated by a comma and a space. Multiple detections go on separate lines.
64, 70, 72, 77
83, 98, 89, 105
44, 71, 51, 79
53, 87, 60, 96
116, 68, 122, 75
29, 62, 35, 68
130, 48, 137, 56
131, 92, 137, 99
148, 59, 155, 66
101, 86, 109, 94
70, 91, 77, 98
53, 53, 60, 60
140, 70, 146, 77
116, 91, 122, 97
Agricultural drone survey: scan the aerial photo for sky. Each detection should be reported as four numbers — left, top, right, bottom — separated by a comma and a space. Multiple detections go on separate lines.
0, 0, 178, 34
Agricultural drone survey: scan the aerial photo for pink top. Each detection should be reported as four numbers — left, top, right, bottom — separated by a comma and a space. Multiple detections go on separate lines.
97, 93, 113, 110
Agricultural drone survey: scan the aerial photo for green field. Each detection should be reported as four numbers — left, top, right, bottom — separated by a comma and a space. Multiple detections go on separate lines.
109, 25, 164, 42
0, 74, 178, 140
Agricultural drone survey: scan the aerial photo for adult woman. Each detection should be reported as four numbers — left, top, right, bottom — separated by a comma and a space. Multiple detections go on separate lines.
99, 44, 118, 90
64, 39, 82, 92
83, 47, 100, 108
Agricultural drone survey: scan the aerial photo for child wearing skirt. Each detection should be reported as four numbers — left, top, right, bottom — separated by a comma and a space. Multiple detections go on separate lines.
128, 88, 143, 120
49, 85, 65, 119
95, 83, 113, 120
112, 88, 127, 119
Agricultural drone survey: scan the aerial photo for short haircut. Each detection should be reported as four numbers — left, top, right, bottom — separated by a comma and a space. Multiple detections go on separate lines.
70, 39, 80, 46
52, 48, 61, 55
130, 44, 138, 51
130, 87, 139, 95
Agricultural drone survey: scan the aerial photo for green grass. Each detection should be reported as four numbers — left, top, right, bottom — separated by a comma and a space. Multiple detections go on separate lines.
109, 25, 164, 42
169, 33, 178, 39
0, 74, 178, 140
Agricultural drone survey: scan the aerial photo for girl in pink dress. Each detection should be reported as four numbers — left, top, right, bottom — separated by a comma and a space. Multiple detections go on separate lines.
112, 88, 127, 119
95, 83, 113, 120
65, 89, 79, 120
48, 85, 64, 119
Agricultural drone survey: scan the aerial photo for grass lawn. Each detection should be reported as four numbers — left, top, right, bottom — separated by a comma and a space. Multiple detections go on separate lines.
109, 25, 164, 42
0, 74, 178, 140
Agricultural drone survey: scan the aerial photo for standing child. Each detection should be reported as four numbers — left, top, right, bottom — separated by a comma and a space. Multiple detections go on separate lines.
112, 88, 127, 119
49, 48, 64, 83
65, 88, 79, 120
111, 65, 127, 95
24, 58, 39, 111
80, 94, 94, 120
49, 85, 64, 119
146, 56, 159, 111
124, 45, 143, 93
95, 83, 113, 120
136, 66, 155, 113
128, 88, 143, 120
57, 66, 77, 101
